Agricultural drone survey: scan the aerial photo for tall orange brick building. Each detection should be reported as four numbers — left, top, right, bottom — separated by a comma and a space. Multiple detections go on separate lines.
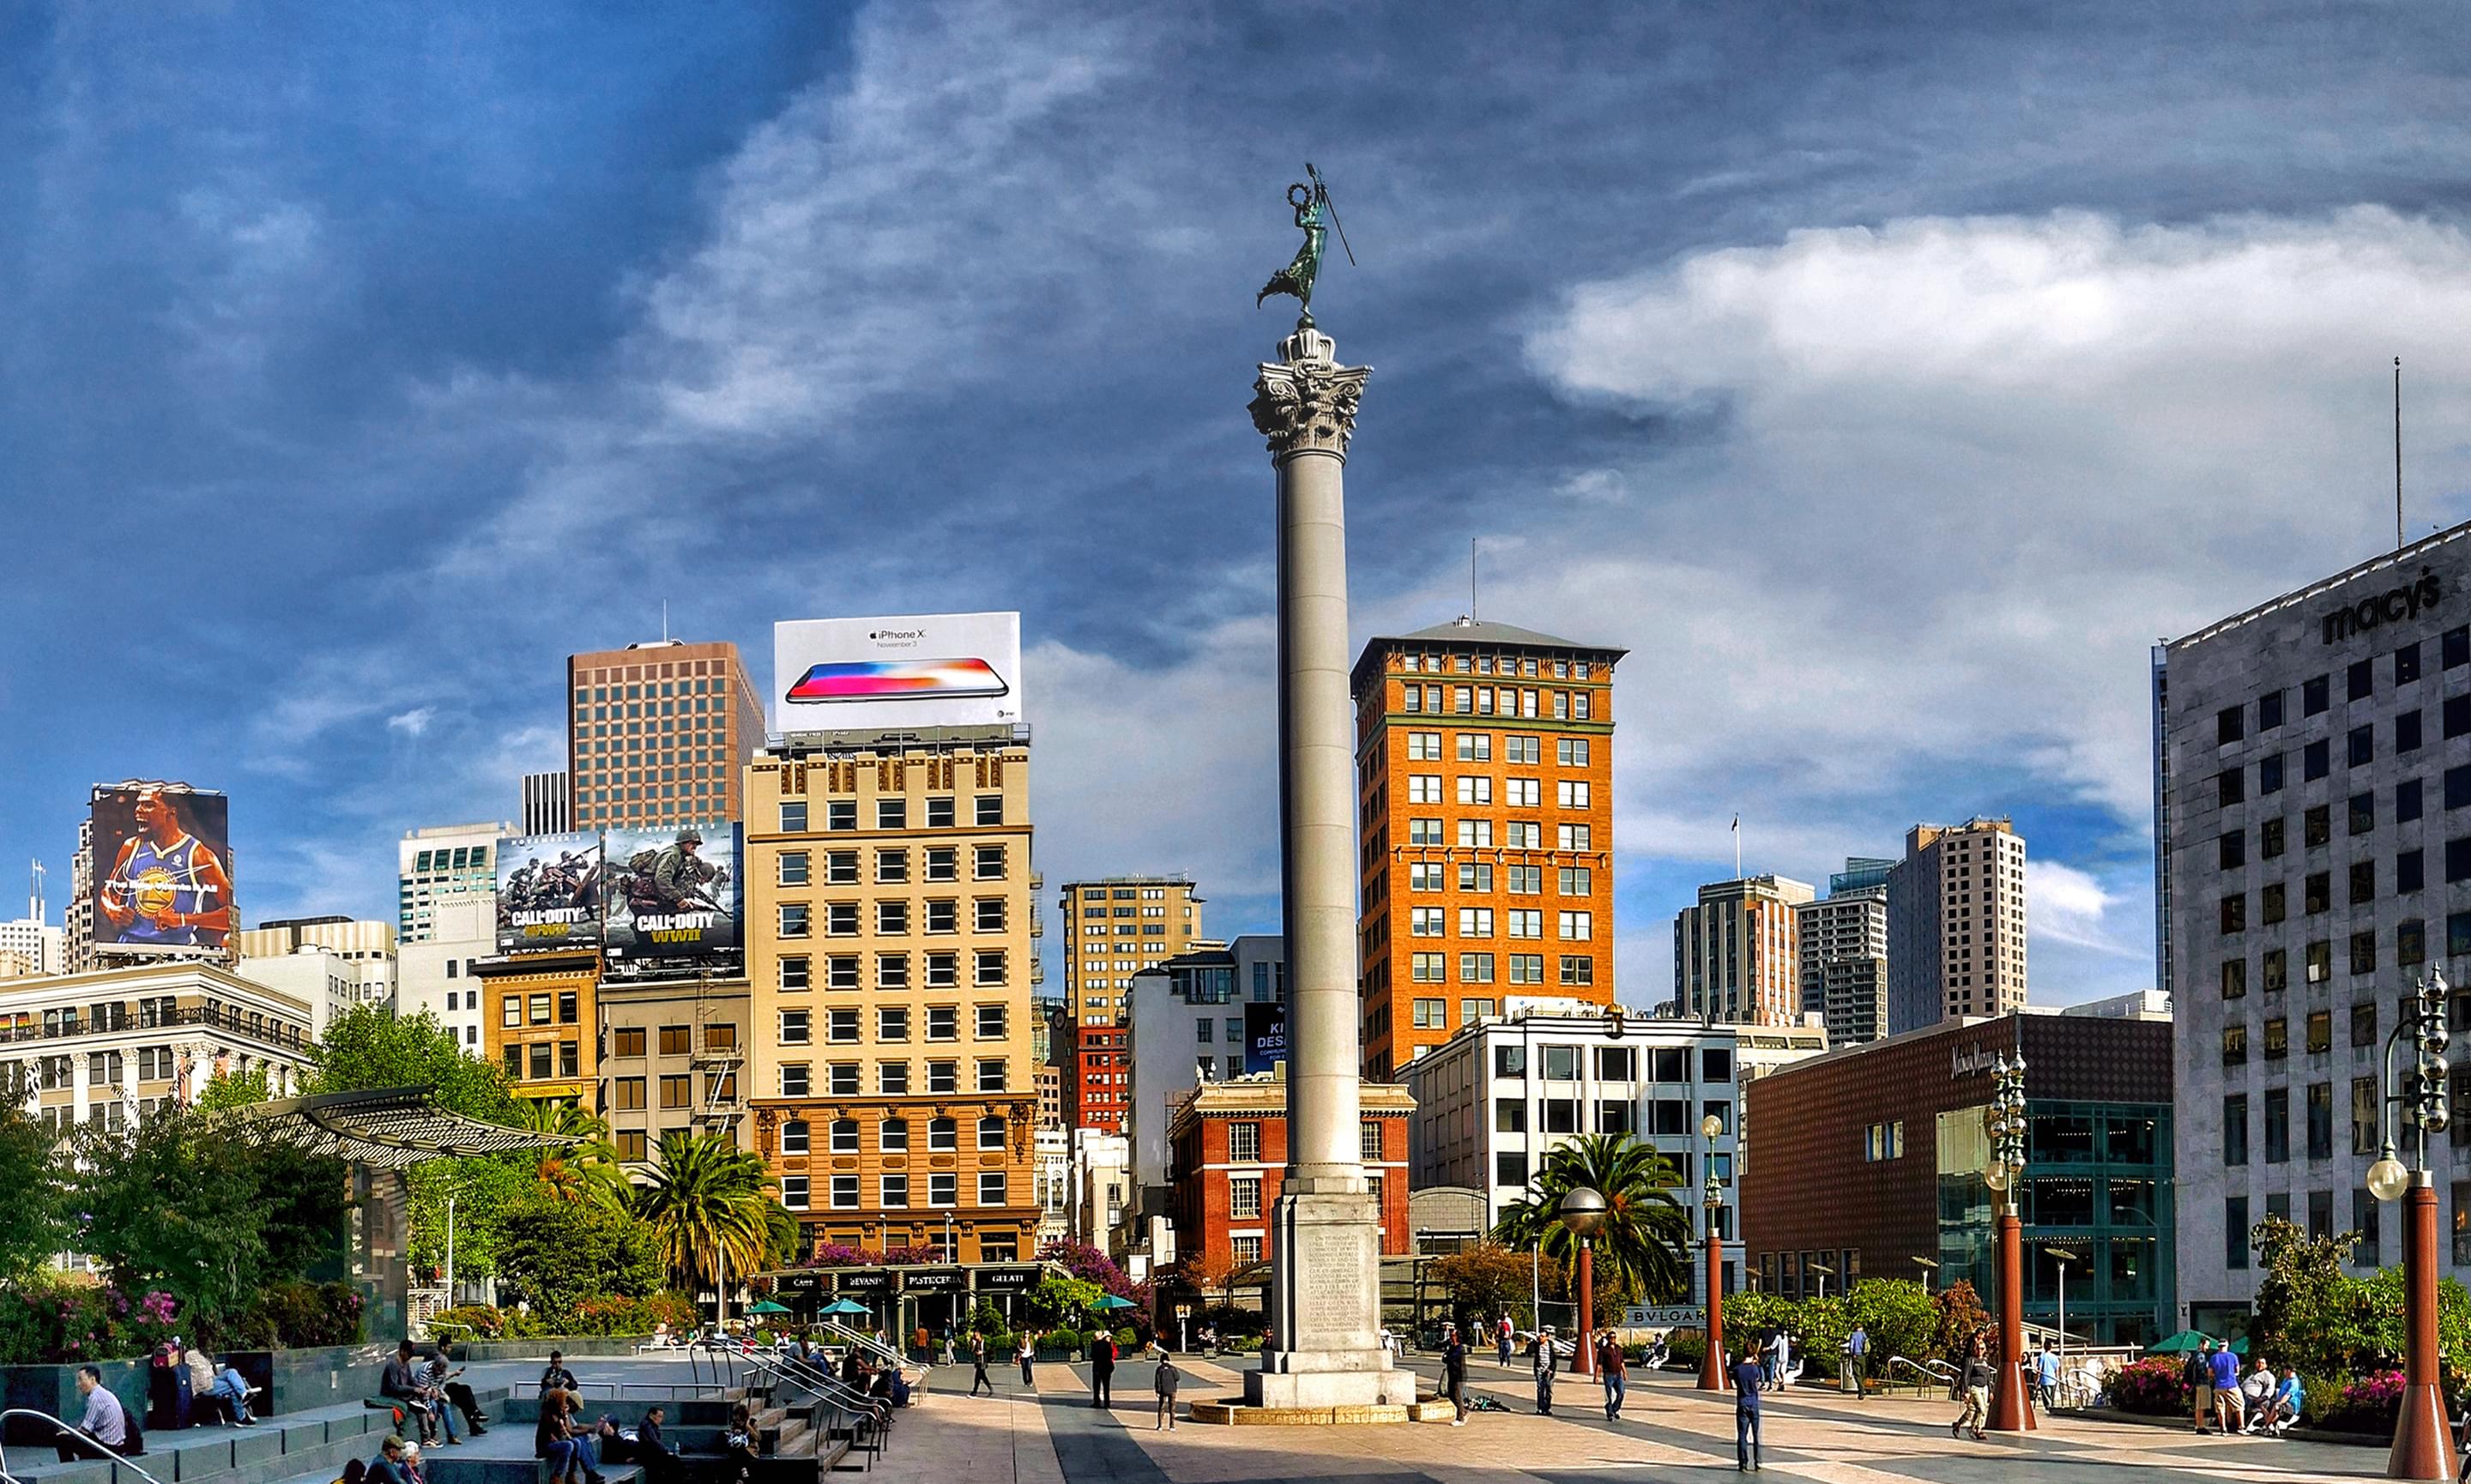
1352, 618, 1624, 1079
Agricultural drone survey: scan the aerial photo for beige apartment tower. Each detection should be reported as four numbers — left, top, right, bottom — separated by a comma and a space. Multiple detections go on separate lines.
567, 640, 765, 830
1673, 875, 1815, 1026
1886, 817, 2027, 1034
1056, 877, 1202, 1024
743, 733, 1042, 1264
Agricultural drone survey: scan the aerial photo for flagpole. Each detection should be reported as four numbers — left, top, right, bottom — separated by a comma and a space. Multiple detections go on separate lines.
1733, 815, 1743, 880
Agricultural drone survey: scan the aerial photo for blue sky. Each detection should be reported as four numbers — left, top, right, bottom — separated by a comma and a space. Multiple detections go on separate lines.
8, 2, 2471, 1008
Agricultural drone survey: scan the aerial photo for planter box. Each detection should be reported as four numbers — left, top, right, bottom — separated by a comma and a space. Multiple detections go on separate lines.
0, 1358, 148, 1448
3, 1342, 395, 1445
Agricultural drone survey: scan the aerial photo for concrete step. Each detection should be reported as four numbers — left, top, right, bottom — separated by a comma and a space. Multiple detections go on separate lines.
423, 1460, 644, 1484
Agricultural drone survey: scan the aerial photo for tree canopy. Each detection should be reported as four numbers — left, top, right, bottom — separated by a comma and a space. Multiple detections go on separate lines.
1492, 1133, 1694, 1303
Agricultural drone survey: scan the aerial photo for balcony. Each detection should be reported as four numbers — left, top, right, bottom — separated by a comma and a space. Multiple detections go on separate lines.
0, 1004, 310, 1055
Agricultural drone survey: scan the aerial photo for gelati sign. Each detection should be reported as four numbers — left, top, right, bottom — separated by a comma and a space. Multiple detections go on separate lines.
2322, 568, 2442, 645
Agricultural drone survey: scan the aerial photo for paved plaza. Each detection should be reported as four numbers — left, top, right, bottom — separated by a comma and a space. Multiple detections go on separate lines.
867, 1351, 2395, 1484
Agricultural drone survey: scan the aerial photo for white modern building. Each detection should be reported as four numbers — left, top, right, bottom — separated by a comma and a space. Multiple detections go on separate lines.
0, 919, 65, 981
396, 897, 493, 1053
236, 916, 396, 1036
1067, 1127, 1130, 1249
1403, 1004, 1828, 1300
0, 962, 314, 1133
2160, 522, 2471, 1333
397, 822, 504, 944
1125, 935, 1284, 1196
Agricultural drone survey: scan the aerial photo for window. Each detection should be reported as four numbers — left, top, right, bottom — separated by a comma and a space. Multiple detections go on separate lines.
976, 794, 1005, 826
2260, 755, 2286, 794
881, 1118, 909, 1151
1595, 1046, 1635, 1081
2223, 1094, 2247, 1165
1230, 1176, 1262, 1218
975, 950, 1007, 986
2218, 704, 2245, 744
2264, 881, 2287, 922
2402, 849, 2427, 893
779, 956, 811, 992
2304, 872, 2329, 914
2264, 1015, 2288, 1059
1494, 1045, 1527, 1077
1495, 1099, 1526, 1131
829, 1063, 860, 1095
1411, 907, 1444, 937
615, 1077, 646, 1111
2227, 1197, 2250, 1270
831, 1118, 861, 1154
2217, 769, 2245, 807
925, 847, 957, 881
1864, 1121, 1905, 1161
2220, 958, 2247, 999
976, 1059, 1006, 1092
780, 1009, 811, 1045
2220, 831, 2246, 870
781, 1176, 810, 1210
976, 1004, 1007, 1039
778, 903, 812, 938
826, 955, 860, 990
1456, 775, 1493, 805
1411, 952, 1446, 982
2349, 724, 2375, 768
1559, 955, 1595, 986
1464, 862, 1499, 892
927, 797, 955, 828
2261, 689, 2287, 728
1495, 1152, 1529, 1187
879, 1061, 909, 1095
778, 1065, 808, 1098
828, 1007, 861, 1043
1458, 819, 1494, 848
2402, 710, 2426, 752
2400, 642, 2424, 685
2307, 940, 2332, 986
2222, 1024, 2247, 1066
876, 848, 909, 884
1229, 1122, 1261, 1161
880, 1173, 910, 1208
929, 1173, 958, 1208
780, 800, 808, 831
1557, 823, 1591, 850
1459, 907, 1494, 937
1411, 997, 1447, 1029
659, 1024, 691, 1054
974, 845, 1006, 879
2354, 1077, 2381, 1155
2263, 947, 2287, 992
1556, 780, 1591, 809
2304, 739, 2329, 781
825, 800, 858, 831
1558, 910, 1593, 940
2264, 1088, 2289, 1163
2307, 1082, 2335, 1161
2402, 779, 2426, 822
2304, 674, 2329, 715
978, 1115, 1007, 1151
2350, 657, 2375, 701
1459, 954, 1495, 984
2263, 817, 2287, 858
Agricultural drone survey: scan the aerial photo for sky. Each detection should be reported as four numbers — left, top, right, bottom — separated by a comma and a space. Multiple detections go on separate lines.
7, 1, 2471, 1009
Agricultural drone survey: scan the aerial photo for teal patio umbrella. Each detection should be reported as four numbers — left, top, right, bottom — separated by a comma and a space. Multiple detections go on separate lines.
821, 1298, 872, 1318
2145, 1330, 2213, 1354
1091, 1295, 1135, 1312
747, 1300, 793, 1316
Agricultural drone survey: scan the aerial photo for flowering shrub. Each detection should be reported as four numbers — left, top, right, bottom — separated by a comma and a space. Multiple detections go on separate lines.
2108, 1356, 2191, 1415
2321, 1369, 2406, 1430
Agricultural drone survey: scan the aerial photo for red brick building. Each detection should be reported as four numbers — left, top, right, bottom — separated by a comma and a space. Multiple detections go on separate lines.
1166, 1076, 1416, 1276
1072, 1023, 1131, 1133
1739, 1005, 2174, 1343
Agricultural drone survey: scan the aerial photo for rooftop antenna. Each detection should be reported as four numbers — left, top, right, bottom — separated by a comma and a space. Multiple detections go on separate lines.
2395, 357, 2406, 552
1471, 539, 1478, 622
662, 600, 670, 642
29, 860, 44, 924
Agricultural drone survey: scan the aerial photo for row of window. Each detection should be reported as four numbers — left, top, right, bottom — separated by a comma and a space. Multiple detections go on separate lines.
610, 1073, 731, 1110
778, 1059, 1006, 1096
1405, 862, 1592, 896
776, 899, 1010, 937
781, 1004, 1005, 1044
2220, 997, 2397, 1065
1399, 685, 1595, 720
2218, 788, 2431, 872
1493, 1043, 1736, 1084
1406, 908, 1594, 938
611, 1024, 732, 1057
1402, 733, 1593, 766
1405, 953, 1595, 987
780, 848, 999, 886
782, 1170, 1008, 1211
1397, 653, 1597, 679
777, 798, 1006, 833
1402, 775, 1594, 809
1402, 820, 1593, 849
2214, 702, 2471, 811
776, 950, 1004, 992
2212, 848, 2471, 935
2221, 1191, 2383, 1270
1490, 1095, 1731, 1142
501, 992, 582, 1029
782, 1113, 1005, 1154
2220, 1081, 2393, 1166
2, 1046, 184, 1092
2214, 634, 2468, 750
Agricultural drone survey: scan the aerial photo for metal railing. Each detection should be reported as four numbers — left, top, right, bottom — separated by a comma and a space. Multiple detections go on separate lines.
0, 1409, 167, 1484
820, 1321, 915, 1373
0, 1004, 311, 1053
1887, 1355, 1959, 1389
747, 1353, 891, 1467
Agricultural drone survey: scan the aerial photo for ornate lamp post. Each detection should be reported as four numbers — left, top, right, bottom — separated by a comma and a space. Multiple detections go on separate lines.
1982, 1051, 2037, 1433
1559, 1186, 1608, 1378
1698, 1113, 1728, 1391
2368, 967, 2458, 1481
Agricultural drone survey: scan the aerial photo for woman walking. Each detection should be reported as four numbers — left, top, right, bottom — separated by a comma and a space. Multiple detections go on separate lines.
1442, 1324, 1469, 1427
1951, 1338, 1992, 1442
1016, 1332, 1036, 1388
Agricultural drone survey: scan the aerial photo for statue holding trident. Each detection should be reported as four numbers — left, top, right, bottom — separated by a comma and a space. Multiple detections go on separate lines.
1257, 163, 1356, 325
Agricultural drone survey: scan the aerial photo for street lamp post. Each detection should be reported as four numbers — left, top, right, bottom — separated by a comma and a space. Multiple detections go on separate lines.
1808, 1262, 1834, 1303
1559, 1187, 1608, 1378
1912, 1255, 1939, 1292
1699, 1113, 1727, 1392
2045, 1246, 2075, 1405
1983, 1051, 2037, 1433
2368, 967, 2459, 1482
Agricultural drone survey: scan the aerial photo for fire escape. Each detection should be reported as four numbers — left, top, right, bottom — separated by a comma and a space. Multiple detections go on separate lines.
687, 970, 743, 1135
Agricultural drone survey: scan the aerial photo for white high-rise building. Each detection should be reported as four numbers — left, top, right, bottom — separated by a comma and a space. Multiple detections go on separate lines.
398, 823, 504, 944
396, 823, 505, 1054
0, 867, 66, 981
234, 916, 396, 1038
1796, 861, 1891, 1047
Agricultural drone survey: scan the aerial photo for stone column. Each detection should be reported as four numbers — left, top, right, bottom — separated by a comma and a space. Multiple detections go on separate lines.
1244, 325, 1413, 1410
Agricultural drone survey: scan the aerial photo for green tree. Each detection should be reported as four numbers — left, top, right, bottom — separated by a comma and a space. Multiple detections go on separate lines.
407, 1154, 535, 1280
64, 1108, 275, 1334
495, 1199, 665, 1326
193, 1067, 274, 1112
1428, 1243, 1535, 1330
510, 1098, 627, 1211
1845, 1278, 1939, 1365
309, 1004, 516, 1119
0, 1107, 64, 1282
634, 1130, 775, 1322
1492, 1133, 1694, 1303
1024, 1274, 1103, 1326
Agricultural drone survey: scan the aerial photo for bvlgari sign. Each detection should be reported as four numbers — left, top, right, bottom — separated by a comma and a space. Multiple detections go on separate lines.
2323, 569, 2442, 645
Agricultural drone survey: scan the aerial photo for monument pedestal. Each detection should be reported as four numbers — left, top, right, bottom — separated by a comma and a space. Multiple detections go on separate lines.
1244, 1190, 1417, 1409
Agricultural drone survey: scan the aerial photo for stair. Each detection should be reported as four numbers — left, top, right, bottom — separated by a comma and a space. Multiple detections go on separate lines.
0, 1388, 514, 1484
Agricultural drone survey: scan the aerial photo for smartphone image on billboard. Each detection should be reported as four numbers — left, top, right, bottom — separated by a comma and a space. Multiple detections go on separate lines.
785, 657, 1012, 705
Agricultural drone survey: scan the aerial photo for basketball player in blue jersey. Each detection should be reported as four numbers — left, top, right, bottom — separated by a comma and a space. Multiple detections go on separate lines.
98, 788, 233, 950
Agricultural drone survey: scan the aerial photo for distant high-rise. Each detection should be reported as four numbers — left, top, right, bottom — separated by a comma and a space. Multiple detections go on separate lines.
1351, 618, 1625, 1079
1055, 876, 1203, 1024
0, 861, 65, 980
522, 770, 571, 835
567, 639, 764, 830
1885, 818, 2027, 1034
1795, 864, 1889, 1047
1674, 875, 1815, 1026
396, 822, 504, 1054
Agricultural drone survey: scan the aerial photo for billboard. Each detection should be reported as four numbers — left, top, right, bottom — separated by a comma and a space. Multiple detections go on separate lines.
495, 830, 604, 953
772, 612, 1023, 733
89, 784, 233, 960
1243, 1001, 1289, 1075
602, 820, 741, 959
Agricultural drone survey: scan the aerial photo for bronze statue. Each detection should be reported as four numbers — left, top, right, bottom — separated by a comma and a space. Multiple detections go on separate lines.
1259, 163, 1353, 324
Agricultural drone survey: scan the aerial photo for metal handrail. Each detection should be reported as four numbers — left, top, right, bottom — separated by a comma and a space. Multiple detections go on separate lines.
751, 1353, 892, 1431
0, 1408, 167, 1484
821, 1321, 915, 1372
1888, 1355, 1959, 1384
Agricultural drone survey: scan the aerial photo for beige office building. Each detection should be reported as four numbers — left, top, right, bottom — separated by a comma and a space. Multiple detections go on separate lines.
1886, 817, 2028, 1034
1673, 875, 1816, 1027
1055, 877, 1202, 1024
567, 639, 765, 830
742, 732, 1042, 1264
0, 962, 314, 1136
598, 972, 751, 1166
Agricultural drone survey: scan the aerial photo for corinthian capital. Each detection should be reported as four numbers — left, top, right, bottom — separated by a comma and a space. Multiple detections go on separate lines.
1250, 328, 1372, 462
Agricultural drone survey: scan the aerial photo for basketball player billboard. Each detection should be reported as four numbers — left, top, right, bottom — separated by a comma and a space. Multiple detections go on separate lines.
89, 784, 235, 959
495, 830, 604, 953
603, 820, 741, 959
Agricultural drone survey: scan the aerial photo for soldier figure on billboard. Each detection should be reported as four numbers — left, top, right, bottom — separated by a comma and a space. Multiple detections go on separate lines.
627, 829, 728, 916
98, 787, 233, 950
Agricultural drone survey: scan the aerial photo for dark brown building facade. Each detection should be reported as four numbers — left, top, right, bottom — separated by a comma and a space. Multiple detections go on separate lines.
1739, 1008, 2174, 1344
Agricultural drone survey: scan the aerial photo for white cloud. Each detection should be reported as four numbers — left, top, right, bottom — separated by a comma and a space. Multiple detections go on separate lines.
385, 706, 438, 739
2025, 859, 2136, 957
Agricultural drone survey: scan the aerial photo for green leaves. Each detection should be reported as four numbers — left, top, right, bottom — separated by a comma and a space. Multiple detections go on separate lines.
0, 1108, 65, 1283
634, 1129, 778, 1306
1490, 1132, 1695, 1304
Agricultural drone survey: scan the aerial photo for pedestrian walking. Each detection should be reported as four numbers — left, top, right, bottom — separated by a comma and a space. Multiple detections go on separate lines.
1153, 1356, 1181, 1431
2184, 1340, 2216, 1434
2209, 1340, 2242, 1434
1952, 1342, 1991, 1442
1767, 1328, 1791, 1391
1017, 1333, 1035, 1389
1731, 1345, 1765, 1473
1532, 1327, 1557, 1416
968, 1333, 993, 1397
2033, 1342, 2060, 1410
1840, 1324, 1868, 1400
1091, 1331, 1117, 1409
1496, 1313, 1514, 1368
1442, 1325, 1469, 1427
1598, 1332, 1628, 1421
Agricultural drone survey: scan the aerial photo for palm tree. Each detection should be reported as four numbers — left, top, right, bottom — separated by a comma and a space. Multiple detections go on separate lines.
635, 1129, 775, 1324
1493, 1132, 1695, 1310
511, 1097, 627, 1211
